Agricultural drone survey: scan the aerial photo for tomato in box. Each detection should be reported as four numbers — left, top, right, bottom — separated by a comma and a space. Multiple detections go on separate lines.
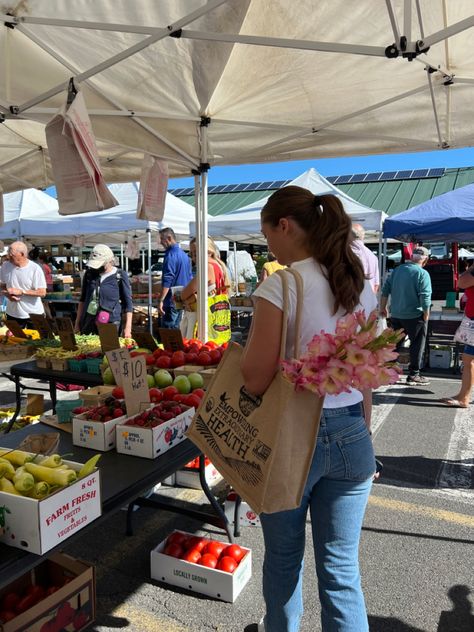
197, 351, 212, 366
170, 350, 186, 367
162, 385, 179, 400
155, 355, 171, 369
217, 556, 237, 573
222, 544, 245, 563
186, 536, 208, 552
182, 549, 201, 564
198, 554, 218, 569
204, 541, 226, 558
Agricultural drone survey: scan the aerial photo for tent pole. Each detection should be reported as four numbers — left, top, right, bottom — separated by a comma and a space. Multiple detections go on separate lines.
233, 242, 239, 295
197, 122, 209, 342
147, 228, 153, 334
120, 243, 124, 269
141, 247, 145, 273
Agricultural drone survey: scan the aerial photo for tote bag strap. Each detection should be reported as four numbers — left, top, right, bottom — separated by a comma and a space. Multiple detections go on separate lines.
275, 268, 304, 360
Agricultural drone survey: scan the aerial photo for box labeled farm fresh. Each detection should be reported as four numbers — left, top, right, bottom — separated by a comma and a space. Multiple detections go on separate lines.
0, 455, 101, 555
150, 531, 251, 603
115, 406, 194, 459
72, 413, 127, 451
0, 552, 95, 632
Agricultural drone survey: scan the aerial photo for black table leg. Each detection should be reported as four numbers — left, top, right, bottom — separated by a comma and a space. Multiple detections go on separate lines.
4, 375, 22, 434
198, 454, 233, 543
49, 380, 57, 413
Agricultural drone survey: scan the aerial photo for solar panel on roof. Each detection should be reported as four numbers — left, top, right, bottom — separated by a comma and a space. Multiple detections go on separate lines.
220, 184, 240, 192
326, 176, 338, 183
396, 170, 413, 179
412, 169, 429, 178
350, 174, 366, 182
427, 168, 445, 177
232, 184, 250, 192
365, 172, 382, 181
334, 175, 352, 184
380, 171, 398, 180
255, 181, 274, 190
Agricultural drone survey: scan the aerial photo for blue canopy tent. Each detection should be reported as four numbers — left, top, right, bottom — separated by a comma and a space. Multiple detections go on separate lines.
383, 183, 474, 242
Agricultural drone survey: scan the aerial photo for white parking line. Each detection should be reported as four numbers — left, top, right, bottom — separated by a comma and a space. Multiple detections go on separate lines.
437, 406, 474, 500
371, 385, 401, 436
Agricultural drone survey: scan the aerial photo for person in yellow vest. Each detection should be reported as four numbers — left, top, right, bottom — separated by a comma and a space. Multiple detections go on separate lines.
258, 252, 286, 285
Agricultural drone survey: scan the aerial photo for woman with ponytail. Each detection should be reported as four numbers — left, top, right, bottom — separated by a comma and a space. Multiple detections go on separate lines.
241, 186, 377, 632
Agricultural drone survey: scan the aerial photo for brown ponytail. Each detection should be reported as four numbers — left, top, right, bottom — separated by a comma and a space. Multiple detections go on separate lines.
261, 186, 365, 314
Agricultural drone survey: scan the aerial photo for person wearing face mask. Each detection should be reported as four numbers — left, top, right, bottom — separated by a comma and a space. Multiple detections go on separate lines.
74, 244, 133, 338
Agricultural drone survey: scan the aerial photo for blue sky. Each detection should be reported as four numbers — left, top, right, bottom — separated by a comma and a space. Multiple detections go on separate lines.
168, 146, 474, 189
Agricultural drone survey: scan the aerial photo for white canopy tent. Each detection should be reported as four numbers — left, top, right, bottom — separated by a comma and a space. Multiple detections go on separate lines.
196, 168, 386, 244
0, 183, 195, 245
1, 1, 473, 336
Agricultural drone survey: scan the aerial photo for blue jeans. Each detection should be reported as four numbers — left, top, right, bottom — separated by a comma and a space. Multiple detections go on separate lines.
260, 403, 375, 632
161, 304, 183, 329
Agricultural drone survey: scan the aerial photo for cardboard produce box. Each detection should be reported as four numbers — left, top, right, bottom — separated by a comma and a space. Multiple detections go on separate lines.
150, 531, 251, 603
0, 454, 101, 554
224, 498, 261, 527
0, 552, 95, 632
79, 385, 115, 406
115, 406, 194, 459
175, 460, 223, 489
72, 412, 127, 451
173, 365, 217, 388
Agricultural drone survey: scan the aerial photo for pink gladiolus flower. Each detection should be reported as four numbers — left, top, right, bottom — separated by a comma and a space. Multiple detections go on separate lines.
306, 333, 337, 357
343, 344, 372, 366
317, 371, 347, 396
376, 366, 401, 385
353, 330, 375, 348
352, 365, 381, 389
374, 347, 399, 364
335, 313, 359, 339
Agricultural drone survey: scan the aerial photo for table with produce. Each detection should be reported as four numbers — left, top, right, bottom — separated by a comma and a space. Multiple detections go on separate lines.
0, 328, 243, 630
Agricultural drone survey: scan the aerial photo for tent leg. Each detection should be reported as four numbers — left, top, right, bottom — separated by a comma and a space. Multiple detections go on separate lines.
147, 228, 153, 334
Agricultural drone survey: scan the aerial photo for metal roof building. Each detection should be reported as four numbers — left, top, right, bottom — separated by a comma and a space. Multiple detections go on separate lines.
172, 166, 474, 218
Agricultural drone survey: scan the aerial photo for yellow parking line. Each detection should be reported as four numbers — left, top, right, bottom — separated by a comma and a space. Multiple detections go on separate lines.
111, 604, 188, 631
369, 495, 474, 527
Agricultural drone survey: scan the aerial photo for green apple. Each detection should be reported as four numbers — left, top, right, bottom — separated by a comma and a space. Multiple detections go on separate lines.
147, 374, 155, 388
173, 375, 192, 394
188, 372, 204, 390
102, 367, 115, 385
154, 369, 173, 388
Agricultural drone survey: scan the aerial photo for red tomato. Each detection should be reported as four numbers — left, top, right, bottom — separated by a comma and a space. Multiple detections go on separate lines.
184, 352, 198, 364
149, 387, 163, 403
111, 386, 124, 399
162, 385, 179, 400
184, 394, 202, 409
185, 536, 208, 552
182, 549, 202, 564
204, 540, 226, 558
217, 556, 237, 573
209, 349, 222, 364
189, 338, 203, 349
204, 340, 218, 349
166, 531, 189, 547
170, 350, 186, 368
222, 543, 245, 563
192, 388, 205, 399
152, 348, 163, 357
198, 553, 218, 568
145, 355, 156, 365
156, 355, 171, 369
164, 543, 184, 558
197, 351, 212, 366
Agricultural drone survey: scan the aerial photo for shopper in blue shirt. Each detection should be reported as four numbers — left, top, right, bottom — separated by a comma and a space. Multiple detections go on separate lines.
158, 228, 193, 329
380, 246, 432, 385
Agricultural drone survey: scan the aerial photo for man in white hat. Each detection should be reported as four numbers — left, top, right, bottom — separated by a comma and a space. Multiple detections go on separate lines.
0, 241, 47, 328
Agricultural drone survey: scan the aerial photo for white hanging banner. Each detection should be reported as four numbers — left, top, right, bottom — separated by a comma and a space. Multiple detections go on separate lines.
0, 186, 3, 226
45, 84, 118, 215
137, 154, 168, 221
125, 239, 140, 260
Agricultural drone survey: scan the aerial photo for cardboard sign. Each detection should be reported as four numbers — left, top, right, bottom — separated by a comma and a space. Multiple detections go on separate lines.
105, 348, 129, 387
105, 348, 150, 415
26, 394, 44, 415
97, 323, 121, 353
54, 317, 77, 350
47, 317, 59, 335
158, 327, 184, 351
5, 319, 28, 338
133, 330, 158, 351
30, 314, 54, 339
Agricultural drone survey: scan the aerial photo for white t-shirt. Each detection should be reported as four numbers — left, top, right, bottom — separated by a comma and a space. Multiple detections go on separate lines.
253, 257, 377, 408
0, 260, 47, 318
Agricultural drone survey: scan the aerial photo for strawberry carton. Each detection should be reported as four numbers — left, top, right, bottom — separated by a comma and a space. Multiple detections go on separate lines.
72, 398, 127, 451
115, 403, 195, 459
175, 458, 223, 489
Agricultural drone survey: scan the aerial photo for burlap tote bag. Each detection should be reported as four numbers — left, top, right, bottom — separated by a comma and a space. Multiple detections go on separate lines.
187, 269, 323, 514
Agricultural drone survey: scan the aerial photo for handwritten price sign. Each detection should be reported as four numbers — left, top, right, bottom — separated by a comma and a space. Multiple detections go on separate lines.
106, 348, 150, 416
30, 314, 54, 340
54, 317, 77, 350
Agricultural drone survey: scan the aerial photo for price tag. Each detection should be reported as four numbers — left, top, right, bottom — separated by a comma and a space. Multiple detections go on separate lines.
106, 349, 150, 416
133, 331, 158, 351
97, 323, 121, 353
29, 315, 54, 339
158, 327, 184, 351
105, 348, 129, 387
54, 317, 77, 351
5, 319, 28, 338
